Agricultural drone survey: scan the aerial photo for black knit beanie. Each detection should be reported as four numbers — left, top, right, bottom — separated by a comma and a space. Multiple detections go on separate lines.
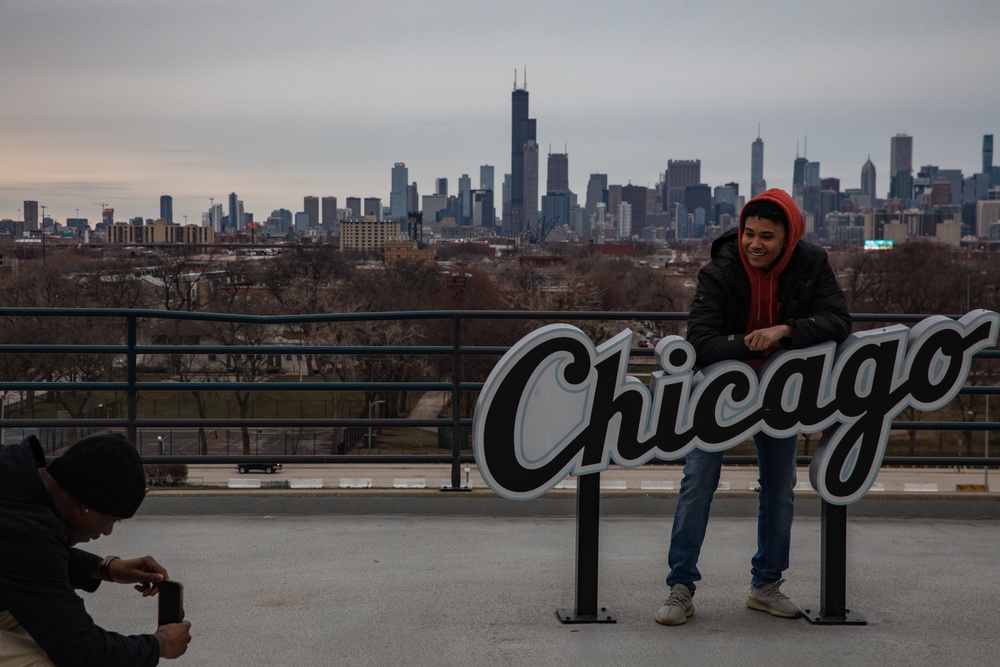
47, 433, 147, 518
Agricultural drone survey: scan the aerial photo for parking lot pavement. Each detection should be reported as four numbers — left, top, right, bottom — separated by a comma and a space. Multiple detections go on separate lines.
87, 496, 1000, 667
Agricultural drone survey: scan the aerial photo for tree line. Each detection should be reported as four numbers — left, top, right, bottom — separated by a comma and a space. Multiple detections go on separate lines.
0, 240, 995, 456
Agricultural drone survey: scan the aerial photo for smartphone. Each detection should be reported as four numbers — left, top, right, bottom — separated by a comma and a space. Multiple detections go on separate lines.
158, 580, 184, 626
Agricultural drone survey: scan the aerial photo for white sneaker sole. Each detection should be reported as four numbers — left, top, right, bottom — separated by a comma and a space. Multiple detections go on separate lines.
655, 604, 695, 625
746, 595, 802, 618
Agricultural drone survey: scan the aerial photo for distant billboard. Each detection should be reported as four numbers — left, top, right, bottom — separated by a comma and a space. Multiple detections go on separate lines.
864, 239, 894, 250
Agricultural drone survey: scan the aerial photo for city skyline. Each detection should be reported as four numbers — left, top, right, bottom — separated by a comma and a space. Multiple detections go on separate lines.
2, 1, 998, 223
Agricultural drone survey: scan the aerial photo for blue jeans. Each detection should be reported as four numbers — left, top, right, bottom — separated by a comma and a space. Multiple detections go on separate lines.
666, 432, 798, 594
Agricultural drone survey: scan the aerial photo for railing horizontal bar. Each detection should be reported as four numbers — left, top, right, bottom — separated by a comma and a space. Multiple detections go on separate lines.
658, 455, 1000, 467
2, 418, 471, 428
2, 417, 993, 430
3, 306, 983, 323
134, 455, 478, 465
93, 454, 1000, 468
0, 345, 126, 354
893, 421, 1000, 430
0, 382, 484, 392
134, 346, 456, 355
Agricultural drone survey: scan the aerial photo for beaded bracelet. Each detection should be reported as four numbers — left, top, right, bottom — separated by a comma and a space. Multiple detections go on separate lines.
99, 555, 120, 582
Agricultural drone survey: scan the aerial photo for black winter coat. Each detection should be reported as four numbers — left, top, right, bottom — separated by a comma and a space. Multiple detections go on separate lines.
0, 439, 160, 666
687, 228, 852, 367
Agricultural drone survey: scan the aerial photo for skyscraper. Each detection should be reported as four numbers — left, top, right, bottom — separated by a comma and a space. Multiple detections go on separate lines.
23, 200, 38, 230
363, 197, 382, 221
322, 196, 338, 228
406, 183, 419, 217
208, 204, 223, 232
621, 184, 647, 236
983, 134, 994, 174
304, 196, 319, 228
792, 155, 808, 195
751, 131, 766, 198
546, 150, 569, 194
890, 133, 914, 200
522, 140, 539, 233
804, 162, 821, 188
472, 189, 495, 228
160, 195, 173, 224
435, 178, 448, 196
228, 192, 244, 231
665, 160, 700, 211
390, 163, 408, 220
861, 157, 877, 198
541, 193, 570, 232
480, 165, 495, 192
459, 173, 472, 225
346, 197, 362, 220
585, 174, 607, 216
617, 202, 632, 239
509, 69, 537, 236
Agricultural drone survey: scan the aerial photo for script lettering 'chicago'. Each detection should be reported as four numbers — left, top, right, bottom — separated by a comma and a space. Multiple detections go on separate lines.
473, 311, 999, 504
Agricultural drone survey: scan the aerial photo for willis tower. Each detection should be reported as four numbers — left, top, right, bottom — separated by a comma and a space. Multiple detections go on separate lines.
508, 69, 537, 236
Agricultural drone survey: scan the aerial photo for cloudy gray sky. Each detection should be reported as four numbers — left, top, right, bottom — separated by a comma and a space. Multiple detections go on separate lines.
2, 0, 997, 224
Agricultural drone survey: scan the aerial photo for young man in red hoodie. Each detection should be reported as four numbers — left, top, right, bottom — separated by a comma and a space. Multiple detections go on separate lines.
656, 188, 851, 626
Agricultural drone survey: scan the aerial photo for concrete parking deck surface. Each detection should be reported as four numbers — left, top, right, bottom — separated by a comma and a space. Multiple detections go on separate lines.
85, 493, 1000, 667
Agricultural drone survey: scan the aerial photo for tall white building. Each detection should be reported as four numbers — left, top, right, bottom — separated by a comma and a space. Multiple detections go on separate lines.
617, 201, 632, 239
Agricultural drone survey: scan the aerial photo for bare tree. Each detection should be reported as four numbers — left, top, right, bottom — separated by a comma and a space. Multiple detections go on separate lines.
196, 258, 280, 455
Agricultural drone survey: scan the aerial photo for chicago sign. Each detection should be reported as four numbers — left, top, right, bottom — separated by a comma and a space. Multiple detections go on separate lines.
473, 311, 999, 504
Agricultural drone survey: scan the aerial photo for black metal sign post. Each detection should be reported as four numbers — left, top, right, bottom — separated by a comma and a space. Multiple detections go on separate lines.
803, 500, 866, 625
556, 472, 616, 624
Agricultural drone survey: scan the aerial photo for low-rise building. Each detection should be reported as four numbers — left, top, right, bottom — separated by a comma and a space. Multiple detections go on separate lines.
106, 219, 214, 245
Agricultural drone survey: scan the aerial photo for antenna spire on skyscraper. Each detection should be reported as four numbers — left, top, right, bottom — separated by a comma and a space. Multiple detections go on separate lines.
513, 68, 517, 91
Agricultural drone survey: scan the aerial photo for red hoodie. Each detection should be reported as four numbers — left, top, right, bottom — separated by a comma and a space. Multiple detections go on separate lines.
737, 188, 805, 348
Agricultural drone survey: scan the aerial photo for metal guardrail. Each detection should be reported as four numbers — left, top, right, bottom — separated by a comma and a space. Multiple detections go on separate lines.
0, 307, 997, 490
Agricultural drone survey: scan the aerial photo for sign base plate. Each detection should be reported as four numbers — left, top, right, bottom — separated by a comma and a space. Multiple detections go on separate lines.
555, 608, 617, 624
803, 608, 867, 625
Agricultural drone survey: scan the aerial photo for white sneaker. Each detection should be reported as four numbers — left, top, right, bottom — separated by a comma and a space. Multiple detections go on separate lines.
655, 583, 695, 625
746, 579, 802, 618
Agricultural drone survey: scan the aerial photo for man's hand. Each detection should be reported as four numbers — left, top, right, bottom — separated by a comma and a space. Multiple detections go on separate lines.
744, 324, 791, 352
108, 556, 168, 596
155, 622, 192, 660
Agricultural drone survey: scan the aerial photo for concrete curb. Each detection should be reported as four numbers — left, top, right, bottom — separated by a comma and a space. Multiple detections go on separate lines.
140, 489, 1000, 519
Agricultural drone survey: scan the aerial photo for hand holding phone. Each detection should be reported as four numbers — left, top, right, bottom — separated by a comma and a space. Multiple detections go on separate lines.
158, 580, 185, 626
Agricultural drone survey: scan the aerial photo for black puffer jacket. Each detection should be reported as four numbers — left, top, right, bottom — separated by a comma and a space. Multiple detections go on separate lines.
0, 439, 160, 666
687, 228, 852, 367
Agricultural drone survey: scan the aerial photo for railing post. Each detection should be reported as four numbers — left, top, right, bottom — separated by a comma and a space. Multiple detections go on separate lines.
442, 313, 469, 492
127, 313, 138, 445
556, 472, 615, 623
804, 500, 866, 625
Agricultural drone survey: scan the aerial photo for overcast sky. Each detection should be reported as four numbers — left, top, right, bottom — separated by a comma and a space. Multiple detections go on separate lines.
2, 0, 998, 224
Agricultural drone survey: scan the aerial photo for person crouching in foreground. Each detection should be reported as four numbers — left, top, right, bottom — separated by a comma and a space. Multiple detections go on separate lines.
0, 433, 192, 665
